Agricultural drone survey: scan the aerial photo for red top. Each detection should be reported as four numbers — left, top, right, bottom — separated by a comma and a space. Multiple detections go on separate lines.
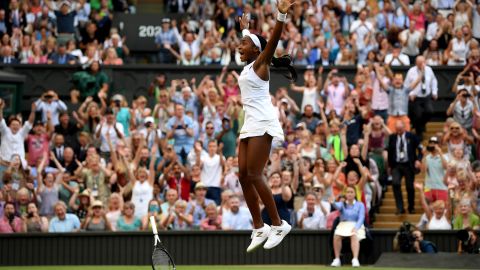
167, 176, 191, 201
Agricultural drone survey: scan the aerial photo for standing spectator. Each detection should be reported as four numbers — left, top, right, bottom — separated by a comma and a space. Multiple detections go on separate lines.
166, 103, 194, 164
0, 99, 35, 181
48, 201, 81, 232
77, 155, 112, 205
23, 202, 49, 232
200, 202, 222, 230
388, 121, 423, 215
446, 28, 468, 66
383, 73, 411, 132
350, 9, 374, 64
128, 144, 156, 219
197, 140, 224, 205
155, 18, 177, 63
324, 71, 349, 117
221, 195, 252, 230
95, 108, 124, 161
216, 115, 239, 158
0, 202, 24, 233
45, 0, 77, 45
26, 121, 49, 167
330, 186, 366, 268
399, 20, 424, 64
453, 199, 480, 229
415, 182, 452, 230
173, 19, 204, 60
421, 137, 448, 203
405, 56, 438, 140
261, 172, 292, 225
35, 89, 67, 126
447, 88, 476, 132
384, 43, 410, 66
54, 112, 83, 149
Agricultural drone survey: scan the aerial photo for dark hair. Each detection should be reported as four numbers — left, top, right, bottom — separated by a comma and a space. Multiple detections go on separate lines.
255, 34, 297, 82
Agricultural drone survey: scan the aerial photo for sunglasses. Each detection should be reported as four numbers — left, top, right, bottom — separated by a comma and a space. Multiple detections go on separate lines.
450, 127, 460, 130
206, 127, 214, 130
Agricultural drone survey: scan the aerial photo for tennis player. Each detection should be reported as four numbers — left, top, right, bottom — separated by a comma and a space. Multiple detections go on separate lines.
237, 0, 297, 252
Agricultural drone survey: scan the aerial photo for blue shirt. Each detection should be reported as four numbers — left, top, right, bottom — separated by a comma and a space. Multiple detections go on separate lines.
155, 29, 177, 46
49, 213, 81, 232
187, 198, 214, 227
172, 94, 199, 120
166, 115, 194, 154
116, 107, 131, 137
334, 200, 365, 230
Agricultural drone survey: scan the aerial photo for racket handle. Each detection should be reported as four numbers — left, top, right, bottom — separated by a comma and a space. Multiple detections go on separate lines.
150, 216, 158, 235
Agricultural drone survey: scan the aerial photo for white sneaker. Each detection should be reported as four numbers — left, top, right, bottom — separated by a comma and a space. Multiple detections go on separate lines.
246, 224, 271, 253
330, 258, 341, 267
263, 220, 291, 250
352, 258, 360, 268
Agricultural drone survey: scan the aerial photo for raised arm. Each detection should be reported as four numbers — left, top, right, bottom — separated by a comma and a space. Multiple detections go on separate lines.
252, 0, 295, 80
415, 182, 432, 220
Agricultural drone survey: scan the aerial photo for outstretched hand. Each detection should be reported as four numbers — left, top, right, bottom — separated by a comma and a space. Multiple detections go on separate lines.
277, 0, 296, 14
239, 13, 249, 30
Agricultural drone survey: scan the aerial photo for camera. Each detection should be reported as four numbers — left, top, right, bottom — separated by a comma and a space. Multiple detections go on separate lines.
426, 146, 435, 152
27, 212, 34, 218
308, 212, 313, 218
463, 93, 471, 98
44, 94, 54, 99
114, 100, 121, 106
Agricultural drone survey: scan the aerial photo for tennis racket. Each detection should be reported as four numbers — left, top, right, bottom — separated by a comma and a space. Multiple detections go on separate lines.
150, 216, 176, 270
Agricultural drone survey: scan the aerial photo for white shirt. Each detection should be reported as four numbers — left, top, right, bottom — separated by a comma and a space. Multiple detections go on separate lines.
384, 53, 410, 66
297, 205, 329, 229
350, 20, 373, 48
474, 4, 480, 39
131, 180, 153, 219
221, 207, 252, 230
200, 154, 222, 187
95, 122, 125, 153
404, 65, 438, 97
0, 119, 32, 162
173, 27, 204, 59
35, 99, 67, 126
426, 22, 439, 41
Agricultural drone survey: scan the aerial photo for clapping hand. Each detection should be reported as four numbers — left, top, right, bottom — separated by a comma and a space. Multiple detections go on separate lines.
277, 0, 296, 14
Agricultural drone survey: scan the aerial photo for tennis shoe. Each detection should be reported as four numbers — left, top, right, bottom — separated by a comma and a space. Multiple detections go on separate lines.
330, 258, 341, 267
246, 224, 271, 253
263, 220, 291, 249
352, 258, 360, 267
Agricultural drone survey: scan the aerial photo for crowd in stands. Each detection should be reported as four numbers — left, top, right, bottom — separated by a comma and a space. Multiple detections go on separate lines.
1, 0, 480, 235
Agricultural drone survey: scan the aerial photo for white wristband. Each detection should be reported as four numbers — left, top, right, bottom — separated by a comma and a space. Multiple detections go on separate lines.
242, 29, 250, 37
277, 12, 287, 22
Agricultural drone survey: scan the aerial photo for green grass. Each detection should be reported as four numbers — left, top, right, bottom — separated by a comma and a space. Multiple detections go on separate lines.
0, 266, 458, 270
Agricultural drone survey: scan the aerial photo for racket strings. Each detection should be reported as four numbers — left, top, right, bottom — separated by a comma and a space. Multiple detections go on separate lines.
152, 246, 174, 270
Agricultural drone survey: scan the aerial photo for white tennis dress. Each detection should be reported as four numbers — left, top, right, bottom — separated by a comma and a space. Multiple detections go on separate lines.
238, 61, 284, 142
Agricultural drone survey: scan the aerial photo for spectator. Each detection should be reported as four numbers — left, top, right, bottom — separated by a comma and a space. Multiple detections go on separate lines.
72, 61, 109, 101
162, 199, 193, 230
166, 103, 194, 164
0, 202, 24, 233
26, 120, 49, 167
160, 189, 179, 215
446, 28, 468, 66
297, 191, 329, 229
35, 89, 67, 126
0, 45, 19, 64
330, 185, 366, 268
47, 43, 77, 64
95, 108, 124, 161
261, 172, 293, 225
27, 43, 48, 64
447, 88, 476, 131
221, 195, 252, 230
142, 199, 165, 231
405, 56, 438, 140
129, 144, 156, 219
45, 0, 77, 45
385, 43, 410, 66
421, 137, 448, 202
187, 182, 214, 228
388, 120, 423, 215
200, 202, 222, 230
453, 198, 480, 229
106, 192, 123, 231
399, 20, 424, 64
77, 154, 112, 205
103, 47, 123, 65
198, 140, 224, 205
155, 18, 177, 63
36, 156, 59, 218
415, 182, 452, 230
23, 202, 49, 232
116, 201, 142, 231
69, 189, 92, 223
82, 200, 112, 231
48, 201, 81, 232
216, 116, 239, 158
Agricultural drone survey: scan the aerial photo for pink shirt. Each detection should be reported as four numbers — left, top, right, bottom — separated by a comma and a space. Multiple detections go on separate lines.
326, 83, 347, 116
371, 76, 390, 110
27, 134, 50, 166
409, 13, 425, 31
0, 216, 24, 233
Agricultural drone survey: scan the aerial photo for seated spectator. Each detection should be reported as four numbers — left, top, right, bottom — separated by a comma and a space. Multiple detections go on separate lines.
47, 43, 77, 65
23, 202, 49, 232
35, 89, 67, 126
27, 43, 48, 64
116, 201, 142, 231
330, 186, 366, 268
162, 199, 193, 230
106, 192, 123, 231
0, 45, 19, 64
160, 189, 179, 214
0, 202, 24, 233
49, 201, 81, 232
69, 189, 92, 224
200, 202, 222, 230
142, 199, 165, 231
187, 182, 214, 228
221, 195, 252, 230
103, 47, 123, 65
297, 192, 329, 229
453, 199, 480, 230
82, 200, 112, 231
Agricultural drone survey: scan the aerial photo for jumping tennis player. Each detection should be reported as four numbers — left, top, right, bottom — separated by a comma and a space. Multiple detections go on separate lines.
237, 0, 297, 252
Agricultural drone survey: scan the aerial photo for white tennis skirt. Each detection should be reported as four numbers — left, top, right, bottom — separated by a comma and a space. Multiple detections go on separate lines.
334, 221, 366, 240
239, 117, 284, 143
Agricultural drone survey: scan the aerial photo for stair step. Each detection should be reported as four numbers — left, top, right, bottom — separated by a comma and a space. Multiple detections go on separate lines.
373, 222, 404, 229
375, 213, 422, 222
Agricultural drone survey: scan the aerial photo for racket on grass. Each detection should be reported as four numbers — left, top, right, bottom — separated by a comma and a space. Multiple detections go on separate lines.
150, 216, 176, 270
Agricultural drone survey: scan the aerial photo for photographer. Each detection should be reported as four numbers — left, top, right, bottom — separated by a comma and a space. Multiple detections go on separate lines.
35, 89, 68, 126
0, 202, 25, 233
412, 230, 438, 253
447, 88, 476, 132
457, 228, 480, 254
